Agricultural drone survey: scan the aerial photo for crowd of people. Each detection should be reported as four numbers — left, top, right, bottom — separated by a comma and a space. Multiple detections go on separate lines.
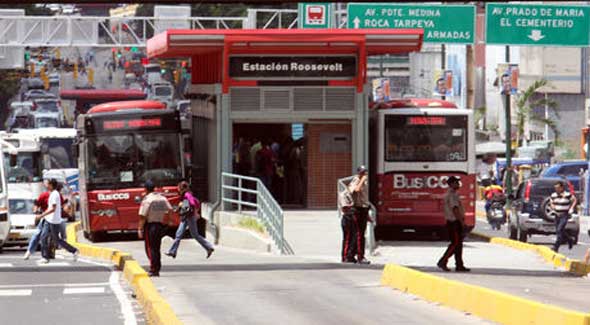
233, 136, 305, 205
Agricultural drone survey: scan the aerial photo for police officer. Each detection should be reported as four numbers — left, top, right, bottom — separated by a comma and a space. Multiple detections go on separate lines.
349, 165, 370, 265
437, 176, 470, 272
138, 180, 174, 277
339, 185, 357, 263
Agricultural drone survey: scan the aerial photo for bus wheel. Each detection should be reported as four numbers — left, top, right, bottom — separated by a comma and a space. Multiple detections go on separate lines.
87, 231, 104, 243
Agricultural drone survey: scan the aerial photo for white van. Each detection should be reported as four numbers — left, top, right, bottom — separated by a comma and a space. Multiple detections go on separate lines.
4, 188, 36, 247
147, 82, 174, 108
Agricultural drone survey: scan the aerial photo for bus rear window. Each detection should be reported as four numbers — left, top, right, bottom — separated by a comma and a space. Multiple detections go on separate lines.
384, 115, 467, 162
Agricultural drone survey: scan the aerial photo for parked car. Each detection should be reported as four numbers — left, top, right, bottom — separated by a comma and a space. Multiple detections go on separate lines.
508, 177, 580, 244
4, 189, 37, 248
541, 160, 587, 198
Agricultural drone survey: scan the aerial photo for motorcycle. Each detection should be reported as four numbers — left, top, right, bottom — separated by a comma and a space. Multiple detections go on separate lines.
486, 194, 507, 230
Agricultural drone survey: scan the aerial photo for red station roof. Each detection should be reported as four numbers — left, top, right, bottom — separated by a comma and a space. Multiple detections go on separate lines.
60, 89, 146, 101
88, 100, 167, 114
147, 28, 424, 58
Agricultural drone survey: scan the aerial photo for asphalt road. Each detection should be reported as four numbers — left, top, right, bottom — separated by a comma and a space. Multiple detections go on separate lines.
0, 249, 143, 325
475, 202, 590, 261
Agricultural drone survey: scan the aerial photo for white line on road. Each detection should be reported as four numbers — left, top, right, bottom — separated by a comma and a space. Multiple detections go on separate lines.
63, 287, 106, 295
109, 271, 137, 325
0, 282, 110, 289
36, 262, 70, 267
0, 289, 32, 296
0, 263, 13, 268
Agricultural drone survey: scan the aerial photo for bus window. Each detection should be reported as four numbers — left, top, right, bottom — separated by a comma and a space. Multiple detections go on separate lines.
384, 115, 467, 162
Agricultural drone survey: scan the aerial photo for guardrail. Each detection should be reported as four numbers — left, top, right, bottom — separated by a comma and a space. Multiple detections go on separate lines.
337, 175, 377, 255
221, 172, 294, 255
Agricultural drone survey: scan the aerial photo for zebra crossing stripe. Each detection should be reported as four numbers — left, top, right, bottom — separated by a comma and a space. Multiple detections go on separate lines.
63, 287, 106, 295
0, 263, 13, 268
0, 289, 32, 296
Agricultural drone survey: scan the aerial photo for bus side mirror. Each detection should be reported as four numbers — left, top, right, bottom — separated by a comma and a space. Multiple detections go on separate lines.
72, 143, 79, 159
184, 137, 192, 153
9, 154, 17, 167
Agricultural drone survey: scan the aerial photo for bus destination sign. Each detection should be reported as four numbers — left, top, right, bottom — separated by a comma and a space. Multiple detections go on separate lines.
229, 56, 357, 79
103, 118, 162, 130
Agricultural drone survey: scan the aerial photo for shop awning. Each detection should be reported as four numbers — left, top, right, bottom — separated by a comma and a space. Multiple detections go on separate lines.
147, 29, 424, 58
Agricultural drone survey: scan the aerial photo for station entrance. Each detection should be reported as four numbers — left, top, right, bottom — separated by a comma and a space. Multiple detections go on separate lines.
147, 29, 423, 208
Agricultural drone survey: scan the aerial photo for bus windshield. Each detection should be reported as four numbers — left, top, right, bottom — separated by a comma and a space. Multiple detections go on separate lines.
43, 138, 76, 169
86, 132, 181, 189
384, 115, 468, 162
4, 152, 43, 183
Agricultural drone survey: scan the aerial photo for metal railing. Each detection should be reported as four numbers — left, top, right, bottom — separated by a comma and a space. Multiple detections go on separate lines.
245, 9, 298, 29
221, 172, 294, 255
0, 15, 247, 47
337, 176, 377, 255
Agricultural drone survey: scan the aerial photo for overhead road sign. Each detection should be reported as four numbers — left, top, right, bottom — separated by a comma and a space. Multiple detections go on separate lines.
346, 3, 475, 44
486, 3, 590, 46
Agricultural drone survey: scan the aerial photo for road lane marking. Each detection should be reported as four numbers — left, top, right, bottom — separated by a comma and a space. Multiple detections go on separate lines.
63, 287, 106, 295
0, 289, 32, 296
0, 282, 110, 289
0, 263, 13, 268
109, 271, 137, 325
36, 262, 70, 267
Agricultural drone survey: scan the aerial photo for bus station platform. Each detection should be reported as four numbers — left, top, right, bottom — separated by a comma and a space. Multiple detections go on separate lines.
79, 210, 590, 323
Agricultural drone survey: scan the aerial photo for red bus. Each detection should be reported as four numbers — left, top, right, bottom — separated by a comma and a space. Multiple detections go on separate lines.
369, 98, 476, 239
76, 100, 184, 241
60, 89, 147, 123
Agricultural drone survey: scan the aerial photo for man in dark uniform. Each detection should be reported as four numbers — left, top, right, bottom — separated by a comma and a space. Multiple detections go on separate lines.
339, 185, 357, 263
349, 165, 371, 265
138, 180, 174, 277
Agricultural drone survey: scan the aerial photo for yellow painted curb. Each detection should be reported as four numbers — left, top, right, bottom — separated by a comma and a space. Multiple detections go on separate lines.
66, 222, 183, 325
381, 263, 590, 325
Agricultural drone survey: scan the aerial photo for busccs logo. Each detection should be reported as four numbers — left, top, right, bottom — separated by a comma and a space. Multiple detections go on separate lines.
97, 193, 130, 201
393, 174, 449, 189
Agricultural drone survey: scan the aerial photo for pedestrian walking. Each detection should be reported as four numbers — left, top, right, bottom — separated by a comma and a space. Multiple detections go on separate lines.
339, 185, 357, 263
549, 181, 577, 252
36, 179, 79, 264
166, 181, 214, 259
349, 165, 371, 264
437, 176, 470, 272
138, 180, 174, 277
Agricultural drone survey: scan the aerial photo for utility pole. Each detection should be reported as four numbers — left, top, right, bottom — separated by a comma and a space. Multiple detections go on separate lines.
504, 45, 513, 198
441, 44, 446, 100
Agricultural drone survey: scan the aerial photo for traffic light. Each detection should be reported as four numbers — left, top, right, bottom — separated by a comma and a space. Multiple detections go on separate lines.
160, 68, 166, 74
87, 68, 94, 86
116, 51, 122, 59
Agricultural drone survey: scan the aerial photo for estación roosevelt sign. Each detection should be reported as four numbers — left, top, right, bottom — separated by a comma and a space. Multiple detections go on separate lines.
229, 56, 358, 79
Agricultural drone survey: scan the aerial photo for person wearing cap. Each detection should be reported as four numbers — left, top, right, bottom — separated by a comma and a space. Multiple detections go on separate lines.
138, 180, 174, 277
349, 165, 371, 264
437, 176, 470, 272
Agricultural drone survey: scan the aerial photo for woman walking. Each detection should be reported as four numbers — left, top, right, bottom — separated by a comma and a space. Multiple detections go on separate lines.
166, 181, 214, 259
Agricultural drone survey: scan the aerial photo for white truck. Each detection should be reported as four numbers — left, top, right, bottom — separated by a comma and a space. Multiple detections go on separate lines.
0, 139, 16, 251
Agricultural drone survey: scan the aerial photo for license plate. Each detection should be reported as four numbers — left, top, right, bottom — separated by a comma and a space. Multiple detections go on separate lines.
542, 226, 555, 232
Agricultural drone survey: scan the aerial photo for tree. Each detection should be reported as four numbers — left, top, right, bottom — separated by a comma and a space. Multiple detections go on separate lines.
514, 79, 559, 147
0, 70, 22, 128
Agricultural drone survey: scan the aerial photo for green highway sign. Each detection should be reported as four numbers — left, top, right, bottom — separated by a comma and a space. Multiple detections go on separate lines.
298, 3, 332, 29
346, 3, 475, 44
486, 3, 590, 46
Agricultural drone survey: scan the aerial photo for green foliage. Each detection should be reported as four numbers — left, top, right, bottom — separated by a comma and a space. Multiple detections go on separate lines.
514, 79, 559, 146
238, 217, 266, 235
0, 70, 21, 128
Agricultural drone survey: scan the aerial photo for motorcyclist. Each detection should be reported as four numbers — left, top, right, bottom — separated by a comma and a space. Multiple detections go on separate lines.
483, 180, 505, 214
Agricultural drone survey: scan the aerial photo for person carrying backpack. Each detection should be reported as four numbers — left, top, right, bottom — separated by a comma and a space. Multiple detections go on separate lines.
166, 181, 214, 259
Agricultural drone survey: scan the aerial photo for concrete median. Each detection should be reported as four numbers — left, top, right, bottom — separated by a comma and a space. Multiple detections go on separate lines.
381, 263, 590, 325
66, 222, 182, 325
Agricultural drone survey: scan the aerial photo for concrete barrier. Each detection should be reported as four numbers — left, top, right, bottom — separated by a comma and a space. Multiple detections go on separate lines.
381, 263, 590, 325
66, 222, 182, 325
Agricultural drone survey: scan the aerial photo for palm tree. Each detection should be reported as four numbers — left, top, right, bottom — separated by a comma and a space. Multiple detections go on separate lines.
514, 79, 559, 147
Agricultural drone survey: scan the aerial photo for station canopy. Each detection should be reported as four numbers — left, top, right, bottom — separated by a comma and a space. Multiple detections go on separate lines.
147, 29, 424, 58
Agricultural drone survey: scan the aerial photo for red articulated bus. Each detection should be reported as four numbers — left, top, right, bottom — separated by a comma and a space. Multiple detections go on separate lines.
76, 100, 184, 241
369, 98, 476, 239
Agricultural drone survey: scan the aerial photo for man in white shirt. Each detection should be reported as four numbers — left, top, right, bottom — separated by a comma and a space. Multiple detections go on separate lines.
36, 178, 79, 264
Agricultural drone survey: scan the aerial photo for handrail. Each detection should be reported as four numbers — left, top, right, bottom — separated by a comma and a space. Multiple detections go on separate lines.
337, 175, 377, 255
221, 172, 294, 255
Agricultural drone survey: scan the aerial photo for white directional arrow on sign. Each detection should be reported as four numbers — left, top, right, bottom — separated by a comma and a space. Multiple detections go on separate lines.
353, 17, 360, 29
527, 30, 545, 42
